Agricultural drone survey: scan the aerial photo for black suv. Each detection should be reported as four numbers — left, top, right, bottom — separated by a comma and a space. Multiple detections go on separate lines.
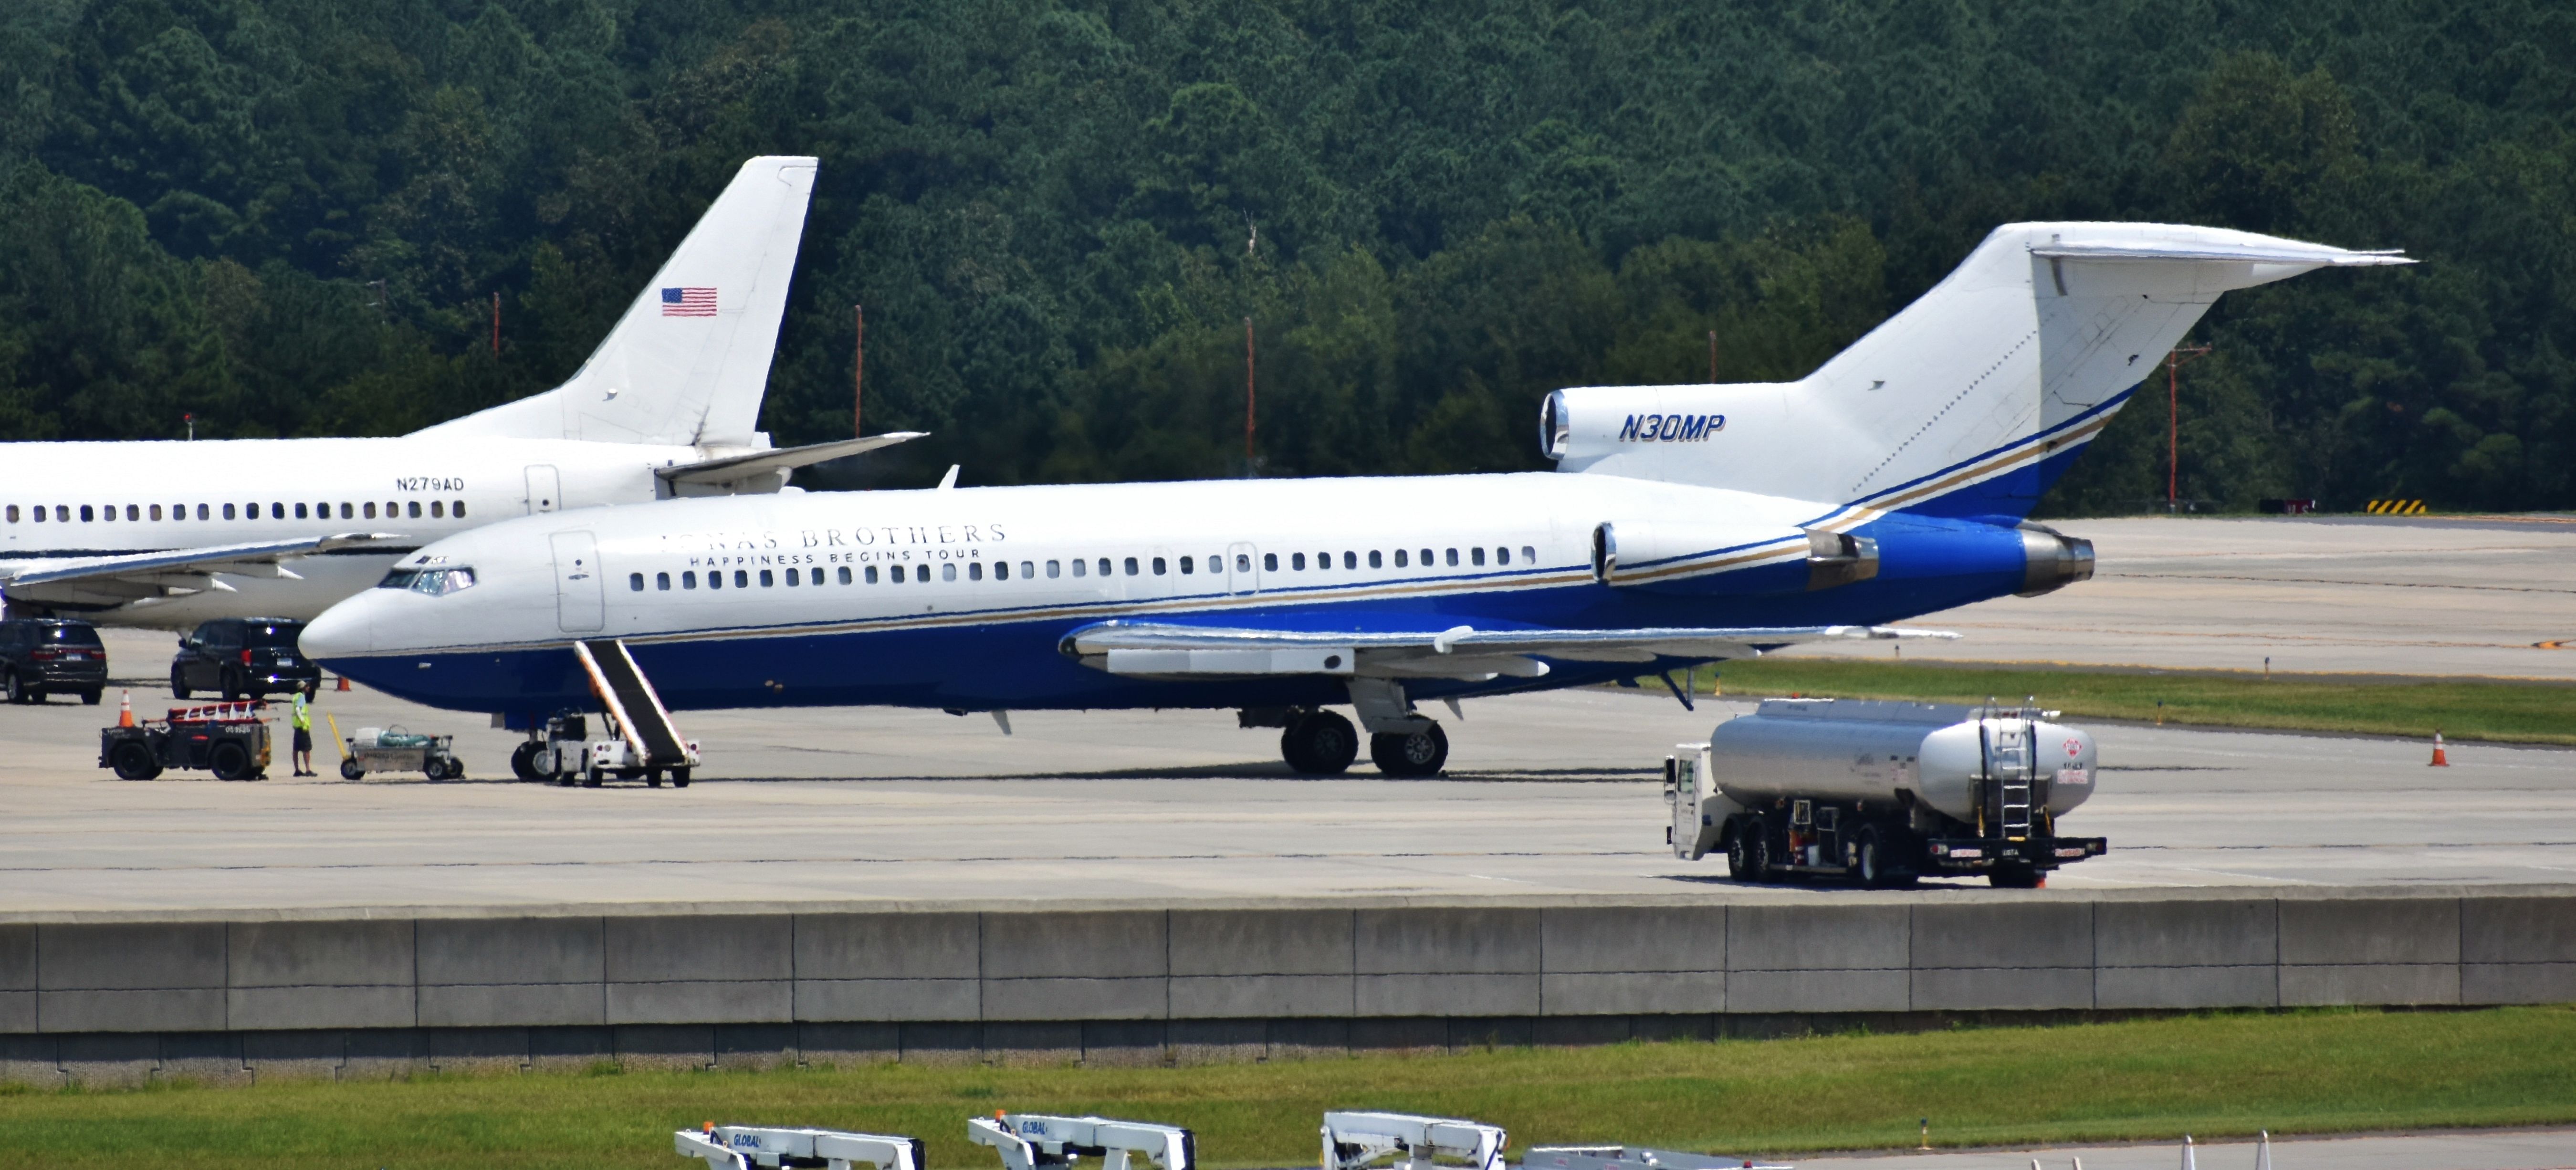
0, 617, 108, 705
172, 617, 320, 700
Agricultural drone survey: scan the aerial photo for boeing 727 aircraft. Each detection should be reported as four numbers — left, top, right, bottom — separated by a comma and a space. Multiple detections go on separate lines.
0, 156, 916, 627
304, 222, 2406, 775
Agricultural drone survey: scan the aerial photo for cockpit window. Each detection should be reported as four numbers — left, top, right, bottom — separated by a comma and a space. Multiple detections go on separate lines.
376, 567, 477, 595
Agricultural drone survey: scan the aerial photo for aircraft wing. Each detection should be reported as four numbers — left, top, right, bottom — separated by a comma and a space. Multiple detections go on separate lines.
657, 432, 929, 488
0, 533, 407, 604
1063, 621, 1958, 679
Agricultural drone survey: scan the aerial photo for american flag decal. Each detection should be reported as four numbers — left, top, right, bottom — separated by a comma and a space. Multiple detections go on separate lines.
661, 287, 717, 317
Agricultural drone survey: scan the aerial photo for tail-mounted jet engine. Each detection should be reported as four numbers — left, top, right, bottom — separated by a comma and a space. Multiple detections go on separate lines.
1590, 522, 1877, 594
2015, 522, 2094, 596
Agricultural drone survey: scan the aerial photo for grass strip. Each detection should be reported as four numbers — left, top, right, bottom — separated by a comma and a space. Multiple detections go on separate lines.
2, 1008, 2572, 1169
1689, 658, 2576, 745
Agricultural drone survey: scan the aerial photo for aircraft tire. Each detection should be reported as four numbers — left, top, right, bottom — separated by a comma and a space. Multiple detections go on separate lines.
1369, 723, 1448, 777
1280, 710, 1357, 775
509, 742, 543, 781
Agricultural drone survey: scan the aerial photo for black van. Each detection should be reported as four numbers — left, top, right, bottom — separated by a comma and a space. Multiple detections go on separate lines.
0, 617, 108, 704
171, 617, 320, 700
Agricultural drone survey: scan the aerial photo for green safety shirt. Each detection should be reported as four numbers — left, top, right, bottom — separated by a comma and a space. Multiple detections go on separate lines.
292, 693, 312, 731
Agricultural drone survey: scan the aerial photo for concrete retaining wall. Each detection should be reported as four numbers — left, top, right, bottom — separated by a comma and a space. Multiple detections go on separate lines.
2, 890, 2570, 1084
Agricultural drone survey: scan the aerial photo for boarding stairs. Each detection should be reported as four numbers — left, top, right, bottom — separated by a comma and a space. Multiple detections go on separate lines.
574, 638, 696, 768
1323, 1112, 1508, 1170
969, 1113, 1196, 1170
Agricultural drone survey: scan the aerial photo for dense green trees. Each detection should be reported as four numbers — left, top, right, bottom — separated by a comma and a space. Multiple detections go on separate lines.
1, 0, 2570, 513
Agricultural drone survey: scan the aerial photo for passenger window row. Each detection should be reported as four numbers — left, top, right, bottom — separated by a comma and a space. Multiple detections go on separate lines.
622, 544, 1544, 594
4, 500, 465, 523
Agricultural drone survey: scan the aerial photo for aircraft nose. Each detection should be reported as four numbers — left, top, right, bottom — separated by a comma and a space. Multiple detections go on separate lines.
299, 591, 380, 660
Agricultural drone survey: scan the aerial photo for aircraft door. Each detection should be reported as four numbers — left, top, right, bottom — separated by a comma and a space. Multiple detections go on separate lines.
550, 530, 606, 632
524, 465, 561, 515
1226, 542, 1260, 595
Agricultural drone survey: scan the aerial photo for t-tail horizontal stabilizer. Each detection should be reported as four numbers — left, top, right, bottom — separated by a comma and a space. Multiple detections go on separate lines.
1544, 222, 2411, 523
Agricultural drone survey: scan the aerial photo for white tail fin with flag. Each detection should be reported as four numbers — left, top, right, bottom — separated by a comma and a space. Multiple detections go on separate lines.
1544, 222, 2408, 523
416, 155, 819, 449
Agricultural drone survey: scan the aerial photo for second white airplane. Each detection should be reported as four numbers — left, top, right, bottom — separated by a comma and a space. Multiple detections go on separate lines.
0, 156, 918, 627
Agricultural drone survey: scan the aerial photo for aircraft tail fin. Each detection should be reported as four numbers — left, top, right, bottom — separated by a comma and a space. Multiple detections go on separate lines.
1545, 223, 2408, 523
413, 155, 819, 449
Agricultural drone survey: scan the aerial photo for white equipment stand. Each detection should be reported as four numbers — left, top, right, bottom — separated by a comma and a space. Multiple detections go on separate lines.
676, 1125, 926, 1170
1322, 1111, 1509, 1170
968, 1112, 1197, 1170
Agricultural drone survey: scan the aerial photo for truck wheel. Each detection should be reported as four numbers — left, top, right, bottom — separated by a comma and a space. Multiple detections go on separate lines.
80, 688, 103, 706
111, 741, 162, 781
1855, 826, 1906, 888
671, 767, 691, 788
645, 769, 663, 788
170, 665, 192, 700
1742, 832, 1772, 882
209, 741, 253, 781
3, 670, 25, 704
339, 758, 365, 780
554, 768, 575, 788
1990, 863, 2043, 889
219, 670, 243, 702
581, 764, 603, 788
510, 742, 543, 781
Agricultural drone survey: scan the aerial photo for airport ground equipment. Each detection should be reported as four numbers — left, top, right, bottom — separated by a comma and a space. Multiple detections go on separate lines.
1323, 1112, 1508, 1170
676, 1124, 926, 1170
1666, 698, 2105, 888
99, 700, 271, 780
337, 724, 463, 780
537, 638, 698, 787
1525, 1147, 1790, 1170
970, 1113, 1195, 1170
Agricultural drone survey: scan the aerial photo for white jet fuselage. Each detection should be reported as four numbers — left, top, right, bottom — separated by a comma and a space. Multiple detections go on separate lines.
0, 436, 695, 626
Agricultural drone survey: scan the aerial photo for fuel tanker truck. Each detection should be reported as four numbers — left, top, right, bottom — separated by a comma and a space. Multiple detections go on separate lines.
1665, 698, 2105, 888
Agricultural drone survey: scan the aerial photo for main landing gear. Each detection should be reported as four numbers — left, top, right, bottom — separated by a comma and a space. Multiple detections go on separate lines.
1262, 702, 1453, 778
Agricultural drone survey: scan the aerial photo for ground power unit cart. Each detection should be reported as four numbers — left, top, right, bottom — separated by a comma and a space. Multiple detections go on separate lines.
100, 701, 272, 781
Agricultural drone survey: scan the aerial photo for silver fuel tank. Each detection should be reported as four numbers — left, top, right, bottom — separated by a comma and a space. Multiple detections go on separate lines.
1707, 698, 2097, 823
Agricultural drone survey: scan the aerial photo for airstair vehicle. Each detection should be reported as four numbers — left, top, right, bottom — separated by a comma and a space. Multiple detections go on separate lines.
530, 638, 699, 786
675, 1124, 926, 1170
969, 1112, 1197, 1170
1322, 1112, 1509, 1170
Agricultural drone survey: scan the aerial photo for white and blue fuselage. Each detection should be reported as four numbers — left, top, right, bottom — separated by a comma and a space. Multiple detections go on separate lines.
303, 472, 2036, 716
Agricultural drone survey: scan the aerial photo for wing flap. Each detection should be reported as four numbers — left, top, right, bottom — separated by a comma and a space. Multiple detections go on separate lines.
1065, 621, 1957, 678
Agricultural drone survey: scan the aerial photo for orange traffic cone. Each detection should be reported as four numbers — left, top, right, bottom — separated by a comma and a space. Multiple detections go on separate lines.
335, 674, 350, 692
2429, 731, 2450, 767
117, 690, 134, 728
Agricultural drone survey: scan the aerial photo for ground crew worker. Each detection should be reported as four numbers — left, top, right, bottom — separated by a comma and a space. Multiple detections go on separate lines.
291, 684, 315, 776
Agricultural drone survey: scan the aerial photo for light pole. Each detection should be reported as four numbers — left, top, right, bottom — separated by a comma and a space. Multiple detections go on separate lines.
2167, 344, 2212, 512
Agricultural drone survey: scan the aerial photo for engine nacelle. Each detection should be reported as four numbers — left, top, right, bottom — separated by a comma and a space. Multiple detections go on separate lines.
1592, 521, 1877, 593
2015, 522, 2095, 596
1541, 384, 1790, 483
